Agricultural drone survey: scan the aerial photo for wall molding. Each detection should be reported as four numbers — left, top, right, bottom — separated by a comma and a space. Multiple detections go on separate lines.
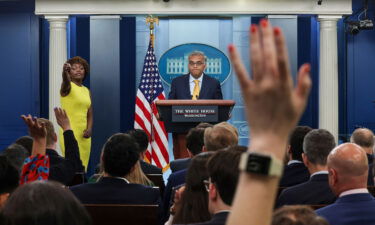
35, 0, 352, 16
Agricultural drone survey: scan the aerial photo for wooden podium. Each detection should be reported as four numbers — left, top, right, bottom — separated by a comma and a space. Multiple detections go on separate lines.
155, 100, 235, 159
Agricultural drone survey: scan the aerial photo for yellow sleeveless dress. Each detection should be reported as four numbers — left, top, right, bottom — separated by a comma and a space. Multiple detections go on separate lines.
60, 82, 91, 170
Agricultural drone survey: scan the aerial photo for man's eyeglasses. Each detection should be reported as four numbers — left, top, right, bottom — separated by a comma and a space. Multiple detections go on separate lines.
189, 61, 204, 66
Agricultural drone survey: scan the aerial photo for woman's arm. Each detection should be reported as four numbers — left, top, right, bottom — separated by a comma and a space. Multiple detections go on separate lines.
83, 93, 93, 138
20, 115, 50, 184
226, 20, 311, 225
60, 63, 72, 97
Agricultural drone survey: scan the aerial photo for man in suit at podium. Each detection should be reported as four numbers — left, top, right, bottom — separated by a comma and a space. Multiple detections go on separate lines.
168, 51, 223, 100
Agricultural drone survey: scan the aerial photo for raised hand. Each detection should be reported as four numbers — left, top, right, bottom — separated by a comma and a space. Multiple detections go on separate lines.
54, 107, 71, 131
21, 114, 47, 156
21, 115, 46, 140
63, 63, 71, 74
228, 19, 311, 159
62, 62, 72, 83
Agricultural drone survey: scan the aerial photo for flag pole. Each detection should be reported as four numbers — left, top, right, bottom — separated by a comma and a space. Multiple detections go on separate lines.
145, 15, 159, 158
146, 15, 159, 48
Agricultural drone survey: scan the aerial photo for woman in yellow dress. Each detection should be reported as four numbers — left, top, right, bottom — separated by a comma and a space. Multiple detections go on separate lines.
60, 56, 93, 170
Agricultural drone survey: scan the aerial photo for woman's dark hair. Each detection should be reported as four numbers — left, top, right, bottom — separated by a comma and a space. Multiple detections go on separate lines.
102, 133, 140, 177
0, 181, 91, 225
67, 56, 90, 80
172, 152, 215, 224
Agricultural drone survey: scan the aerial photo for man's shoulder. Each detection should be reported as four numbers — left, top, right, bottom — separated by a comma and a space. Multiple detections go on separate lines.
172, 74, 189, 82
170, 158, 191, 172
70, 180, 160, 204
168, 169, 187, 183
280, 163, 309, 187
203, 74, 220, 83
70, 179, 160, 196
140, 160, 162, 174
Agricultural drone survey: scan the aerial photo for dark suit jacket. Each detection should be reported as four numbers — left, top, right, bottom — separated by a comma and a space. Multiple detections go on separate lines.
162, 169, 187, 223
47, 130, 84, 185
141, 160, 162, 174
316, 193, 375, 225
276, 173, 336, 208
367, 154, 374, 186
70, 177, 161, 205
170, 158, 191, 173
168, 74, 223, 100
279, 162, 310, 187
185, 211, 229, 225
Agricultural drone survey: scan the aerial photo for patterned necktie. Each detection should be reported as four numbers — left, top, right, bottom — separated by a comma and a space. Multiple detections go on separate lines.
192, 80, 200, 100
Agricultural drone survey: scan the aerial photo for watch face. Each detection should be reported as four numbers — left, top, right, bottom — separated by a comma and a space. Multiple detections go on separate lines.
247, 154, 271, 175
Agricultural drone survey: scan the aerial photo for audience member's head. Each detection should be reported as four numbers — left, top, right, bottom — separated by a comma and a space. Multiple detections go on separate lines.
14, 136, 33, 156
206, 147, 245, 214
128, 129, 149, 159
351, 128, 375, 155
186, 127, 206, 157
272, 205, 329, 225
3, 144, 29, 173
172, 152, 215, 224
302, 129, 335, 169
288, 126, 312, 161
0, 155, 19, 208
36, 118, 57, 147
327, 143, 368, 196
101, 133, 140, 177
204, 123, 238, 151
196, 122, 214, 129
0, 181, 91, 225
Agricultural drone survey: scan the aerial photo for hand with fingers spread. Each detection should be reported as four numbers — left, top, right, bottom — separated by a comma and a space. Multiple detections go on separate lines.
54, 107, 71, 131
227, 20, 312, 225
21, 114, 47, 156
228, 19, 311, 159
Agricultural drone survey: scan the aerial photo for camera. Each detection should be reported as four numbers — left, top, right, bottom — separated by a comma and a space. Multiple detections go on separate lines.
347, 19, 374, 35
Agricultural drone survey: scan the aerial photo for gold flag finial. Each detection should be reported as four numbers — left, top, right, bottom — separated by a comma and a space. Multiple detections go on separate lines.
146, 15, 159, 48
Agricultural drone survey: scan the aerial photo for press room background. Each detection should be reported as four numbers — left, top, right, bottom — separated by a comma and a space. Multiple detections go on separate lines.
1, 0, 375, 174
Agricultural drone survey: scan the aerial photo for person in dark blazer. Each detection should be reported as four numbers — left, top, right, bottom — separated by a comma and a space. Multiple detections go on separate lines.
168, 51, 223, 100
36, 108, 84, 186
128, 129, 162, 175
70, 133, 161, 207
350, 128, 375, 185
277, 129, 336, 207
170, 127, 206, 173
279, 126, 312, 187
316, 143, 375, 225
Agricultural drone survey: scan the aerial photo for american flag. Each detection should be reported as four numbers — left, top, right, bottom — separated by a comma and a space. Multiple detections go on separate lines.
134, 40, 169, 170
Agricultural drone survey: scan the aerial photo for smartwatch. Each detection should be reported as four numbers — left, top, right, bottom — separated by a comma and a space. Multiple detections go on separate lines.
239, 152, 283, 177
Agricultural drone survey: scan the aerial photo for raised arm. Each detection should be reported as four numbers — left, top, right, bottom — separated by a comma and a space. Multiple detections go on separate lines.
83, 93, 93, 139
21, 115, 47, 156
60, 63, 72, 97
20, 115, 50, 184
226, 20, 311, 225
54, 107, 84, 173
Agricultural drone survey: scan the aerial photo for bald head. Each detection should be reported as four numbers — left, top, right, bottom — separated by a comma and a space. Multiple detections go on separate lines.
351, 128, 374, 154
328, 143, 368, 195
